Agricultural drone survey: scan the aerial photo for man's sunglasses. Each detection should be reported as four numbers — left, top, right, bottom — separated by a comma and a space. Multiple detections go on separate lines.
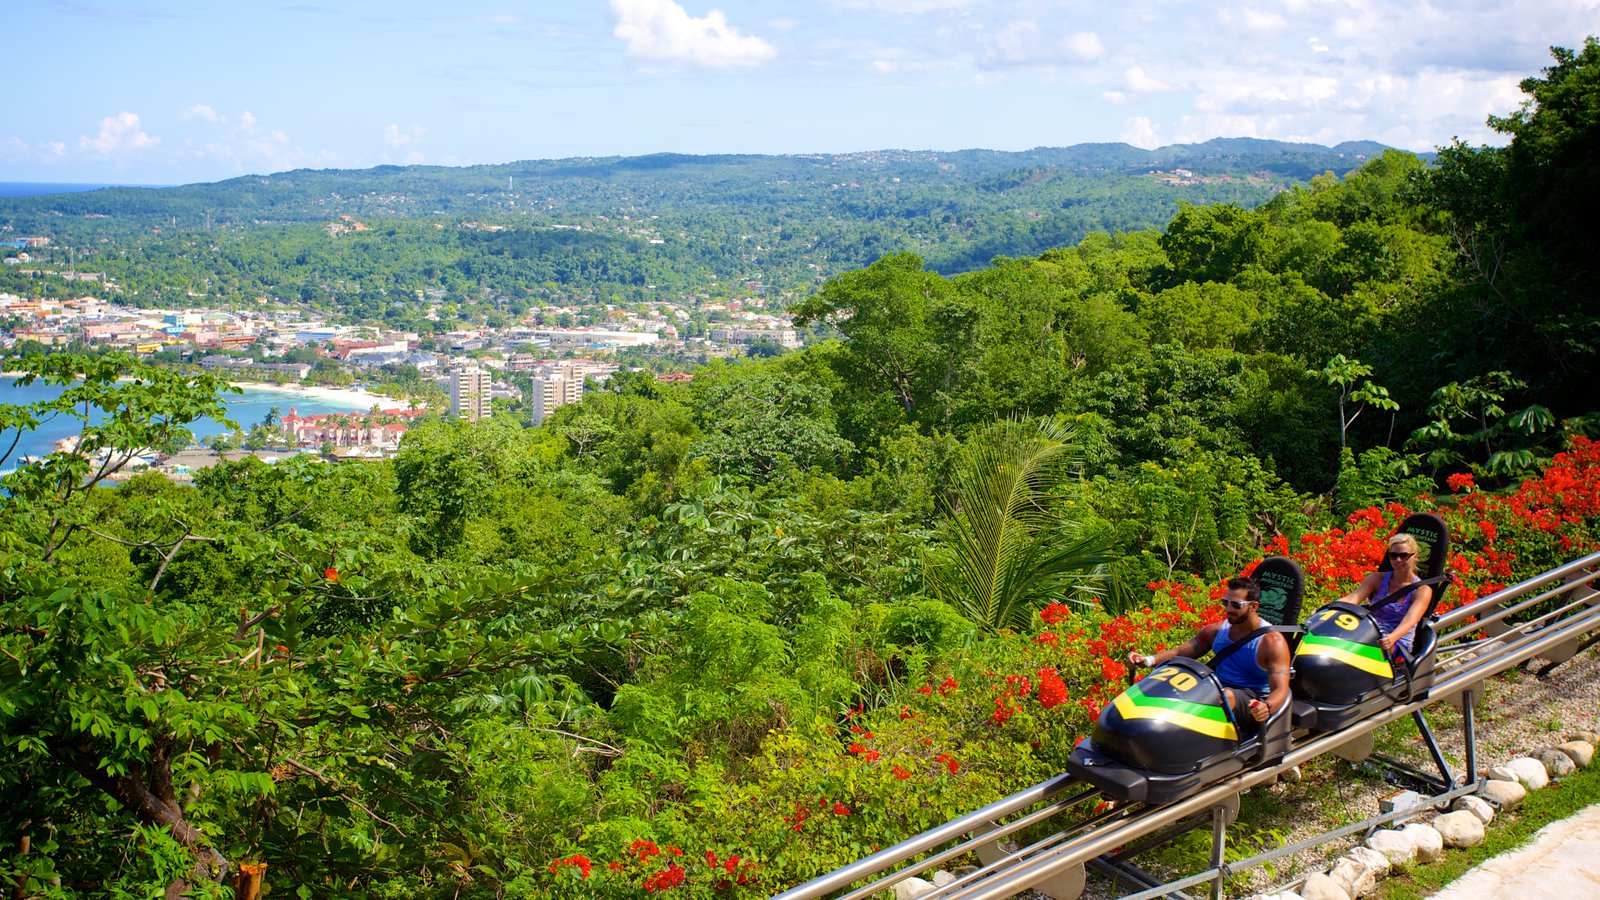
1223, 598, 1254, 610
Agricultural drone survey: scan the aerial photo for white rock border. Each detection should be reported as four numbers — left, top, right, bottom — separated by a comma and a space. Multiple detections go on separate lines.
1241, 736, 1595, 900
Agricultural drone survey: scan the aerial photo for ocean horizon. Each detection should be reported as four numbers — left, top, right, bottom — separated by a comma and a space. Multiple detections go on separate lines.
0, 181, 172, 198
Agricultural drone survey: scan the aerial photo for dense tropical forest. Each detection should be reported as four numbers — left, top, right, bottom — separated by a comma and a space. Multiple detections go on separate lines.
0, 139, 1388, 322
4, 39, 1600, 900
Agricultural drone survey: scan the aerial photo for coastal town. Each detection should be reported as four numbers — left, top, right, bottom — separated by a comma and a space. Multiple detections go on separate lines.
1, 252, 805, 478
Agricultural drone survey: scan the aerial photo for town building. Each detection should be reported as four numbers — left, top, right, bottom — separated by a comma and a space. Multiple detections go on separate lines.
708, 326, 800, 349
450, 366, 491, 421
530, 371, 583, 426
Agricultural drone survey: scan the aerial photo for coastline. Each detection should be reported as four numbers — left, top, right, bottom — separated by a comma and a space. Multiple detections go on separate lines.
228, 381, 424, 412
7, 373, 424, 413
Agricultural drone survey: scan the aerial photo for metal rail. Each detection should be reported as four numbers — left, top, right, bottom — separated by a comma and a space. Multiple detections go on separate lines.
775, 550, 1600, 900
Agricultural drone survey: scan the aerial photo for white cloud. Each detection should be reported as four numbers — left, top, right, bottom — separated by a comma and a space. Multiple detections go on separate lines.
1236, 7, 1288, 34
1167, 113, 1273, 144
77, 112, 158, 158
188, 110, 340, 176
610, 0, 777, 69
977, 21, 1105, 69
825, 0, 978, 12
384, 124, 425, 147
1103, 90, 1127, 105
1121, 116, 1162, 149
1063, 32, 1105, 61
1124, 66, 1172, 93
181, 104, 221, 123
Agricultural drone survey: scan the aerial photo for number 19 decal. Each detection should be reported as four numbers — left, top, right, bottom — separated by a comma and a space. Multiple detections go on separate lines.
1315, 609, 1361, 631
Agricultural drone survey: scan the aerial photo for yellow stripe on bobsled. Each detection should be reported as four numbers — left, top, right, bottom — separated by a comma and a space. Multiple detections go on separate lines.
1111, 691, 1238, 742
1297, 635, 1393, 678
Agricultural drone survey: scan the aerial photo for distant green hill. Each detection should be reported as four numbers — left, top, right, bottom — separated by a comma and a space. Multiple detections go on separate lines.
0, 139, 1402, 315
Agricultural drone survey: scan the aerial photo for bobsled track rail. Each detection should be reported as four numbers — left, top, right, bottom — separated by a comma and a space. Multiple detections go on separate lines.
773, 550, 1600, 900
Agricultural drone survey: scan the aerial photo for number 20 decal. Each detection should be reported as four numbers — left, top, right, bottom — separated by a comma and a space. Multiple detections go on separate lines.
1149, 668, 1198, 692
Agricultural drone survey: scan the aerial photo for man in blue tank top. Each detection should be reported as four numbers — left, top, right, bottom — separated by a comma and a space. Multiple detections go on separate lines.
1125, 577, 1293, 729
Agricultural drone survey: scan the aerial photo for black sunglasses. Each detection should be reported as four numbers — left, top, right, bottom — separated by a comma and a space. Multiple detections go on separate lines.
1387, 551, 1415, 560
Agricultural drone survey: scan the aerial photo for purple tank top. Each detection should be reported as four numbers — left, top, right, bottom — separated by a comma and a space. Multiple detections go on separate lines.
1370, 572, 1417, 656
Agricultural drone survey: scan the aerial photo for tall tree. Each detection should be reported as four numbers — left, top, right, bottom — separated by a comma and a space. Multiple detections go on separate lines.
1420, 39, 1600, 411
791, 253, 976, 426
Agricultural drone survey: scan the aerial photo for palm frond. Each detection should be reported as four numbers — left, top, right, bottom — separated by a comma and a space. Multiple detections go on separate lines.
929, 417, 1113, 631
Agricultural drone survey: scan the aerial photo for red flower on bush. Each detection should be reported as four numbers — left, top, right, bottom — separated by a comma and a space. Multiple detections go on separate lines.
848, 742, 881, 763
1099, 657, 1127, 683
548, 855, 592, 878
1040, 601, 1072, 624
786, 808, 809, 831
892, 765, 912, 780
1036, 667, 1069, 710
832, 802, 851, 816
643, 863, 686, 892
324, 567, 338, 582
1447, 472, 1477, 493
935, 753, 960, 774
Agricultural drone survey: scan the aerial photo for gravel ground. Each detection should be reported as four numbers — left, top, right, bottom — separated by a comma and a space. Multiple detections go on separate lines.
1062, 643, 1600, 900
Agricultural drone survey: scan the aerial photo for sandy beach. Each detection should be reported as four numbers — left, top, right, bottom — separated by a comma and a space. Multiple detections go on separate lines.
228, 381, 425, 412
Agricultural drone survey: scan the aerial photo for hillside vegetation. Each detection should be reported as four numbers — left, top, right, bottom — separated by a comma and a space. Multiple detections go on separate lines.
3, 39, 1600, 900
1, 139, 1387, 318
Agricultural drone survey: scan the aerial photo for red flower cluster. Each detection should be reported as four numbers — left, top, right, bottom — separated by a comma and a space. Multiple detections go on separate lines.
1099, 657, 1127, 683
991, 673, 1033, 725
704, 852, 754, 888
785, 802, 811, 831
548, 855, 592, 878
934, 753, 960, 774
1040, 601, 1073, 624
1036, 667, 1069, 709
643, 863, 686, 892
848, 742, 881, 763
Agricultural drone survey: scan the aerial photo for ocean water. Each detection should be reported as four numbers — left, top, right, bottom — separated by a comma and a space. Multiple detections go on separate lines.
0, 182, 163, 198
1, 376, 379, 462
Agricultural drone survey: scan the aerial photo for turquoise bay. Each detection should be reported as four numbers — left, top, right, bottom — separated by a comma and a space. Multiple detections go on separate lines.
1, 376, 383, 462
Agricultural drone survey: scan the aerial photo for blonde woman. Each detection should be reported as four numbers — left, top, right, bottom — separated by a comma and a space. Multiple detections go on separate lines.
1339, 533, 1434, 661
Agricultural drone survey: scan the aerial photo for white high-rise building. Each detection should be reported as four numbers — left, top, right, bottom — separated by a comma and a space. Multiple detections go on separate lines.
531, 372, 583, 425
450, 367, 490, 422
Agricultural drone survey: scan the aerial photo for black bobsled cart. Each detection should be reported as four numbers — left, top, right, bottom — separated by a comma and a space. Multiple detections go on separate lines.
1292, 512, 1455, 733
1064, 557, 1305, 805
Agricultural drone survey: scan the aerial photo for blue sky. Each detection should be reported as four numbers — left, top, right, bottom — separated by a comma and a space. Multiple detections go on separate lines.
3, 1, 1595, 186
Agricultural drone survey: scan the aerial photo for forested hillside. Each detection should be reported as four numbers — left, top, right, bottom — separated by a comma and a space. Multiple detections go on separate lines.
3, 40, 1600, 900
0, 139, 1387, 316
